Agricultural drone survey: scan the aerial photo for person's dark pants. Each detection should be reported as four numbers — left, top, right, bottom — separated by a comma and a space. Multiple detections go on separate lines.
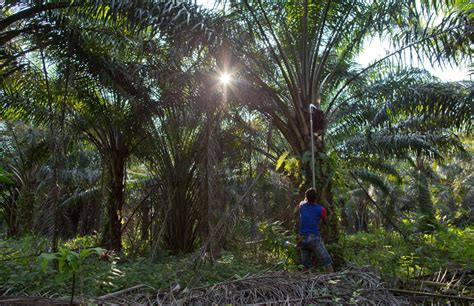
300, 234, 332, 269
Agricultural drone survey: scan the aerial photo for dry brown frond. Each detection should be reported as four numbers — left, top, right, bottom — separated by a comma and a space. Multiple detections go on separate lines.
96, 268, 401, 305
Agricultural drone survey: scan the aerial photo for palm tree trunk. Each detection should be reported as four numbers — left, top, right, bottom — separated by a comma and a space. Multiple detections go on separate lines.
312, 130, 339, 244
39, 42, 61, 252
140, 202, 150, 244
102, 152, 126, 251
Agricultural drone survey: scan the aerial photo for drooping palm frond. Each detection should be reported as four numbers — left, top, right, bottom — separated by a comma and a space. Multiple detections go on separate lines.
1, 1, 220, 43
342, 132, 465, 160
351, 169, 391, 195
387, 0, 472, 68
66, 0, 221, 45
369, 83, 471, 132
346, 157, 401, 183
59, 186, 101, 209
1, 0, 224, 121
0, 56, 52, 123
329, 68, 472, 129
327, 66, 471, 177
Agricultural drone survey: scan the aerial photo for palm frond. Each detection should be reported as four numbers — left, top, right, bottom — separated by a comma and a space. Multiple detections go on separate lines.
347, 157, 401, 182
343, 132, 465, 160
351, 168, 391, 194
59, 187, 101, 209
388, 0, 472, 68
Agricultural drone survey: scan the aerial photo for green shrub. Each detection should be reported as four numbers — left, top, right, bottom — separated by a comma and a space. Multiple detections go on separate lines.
234, 219, 298, 269
341, 226, 474, 278
0, 235, 271, 300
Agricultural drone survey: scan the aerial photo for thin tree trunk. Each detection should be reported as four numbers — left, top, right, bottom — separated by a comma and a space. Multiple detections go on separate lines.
140, 201, 150, 245
102, 152, 126, 251
39, 42, 60, 252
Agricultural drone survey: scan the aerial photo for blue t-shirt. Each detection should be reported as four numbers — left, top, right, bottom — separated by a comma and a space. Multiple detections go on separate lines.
299, 201, 326, 236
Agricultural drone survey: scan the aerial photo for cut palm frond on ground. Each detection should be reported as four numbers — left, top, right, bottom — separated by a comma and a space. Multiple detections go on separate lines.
96, 268, 399, 305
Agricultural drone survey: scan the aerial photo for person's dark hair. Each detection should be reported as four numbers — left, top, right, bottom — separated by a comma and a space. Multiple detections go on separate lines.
305, 188, 317, 203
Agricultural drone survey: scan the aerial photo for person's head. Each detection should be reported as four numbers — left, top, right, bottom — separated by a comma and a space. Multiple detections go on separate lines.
305, 188, 317, 203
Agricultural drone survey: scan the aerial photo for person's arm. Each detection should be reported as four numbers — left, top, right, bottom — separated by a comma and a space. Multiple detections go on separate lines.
321, 207, 327, 225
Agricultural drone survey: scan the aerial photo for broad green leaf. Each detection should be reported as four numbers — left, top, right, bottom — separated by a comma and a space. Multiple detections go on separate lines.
275, 152, 289, 171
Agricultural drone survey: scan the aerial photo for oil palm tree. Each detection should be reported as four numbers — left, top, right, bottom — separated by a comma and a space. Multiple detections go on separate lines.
334, 67, 471, 228
0, 122, 50, 236
1, 0, 217, 251
141, 63, 225, 254
217, 0, 472, 242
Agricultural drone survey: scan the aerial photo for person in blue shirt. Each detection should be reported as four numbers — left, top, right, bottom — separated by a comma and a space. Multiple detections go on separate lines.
298, 188, 334, 273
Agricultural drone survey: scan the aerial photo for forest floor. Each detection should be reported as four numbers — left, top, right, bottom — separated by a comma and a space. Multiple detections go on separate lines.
0, 267, 472, 305
94, 267, 474, 305
0, 226, 473, 304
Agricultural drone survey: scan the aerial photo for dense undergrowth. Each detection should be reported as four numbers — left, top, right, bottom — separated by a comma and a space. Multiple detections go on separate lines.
341, 226, 474, 278
0, 237, 269, 299
0, 224, 472, 301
